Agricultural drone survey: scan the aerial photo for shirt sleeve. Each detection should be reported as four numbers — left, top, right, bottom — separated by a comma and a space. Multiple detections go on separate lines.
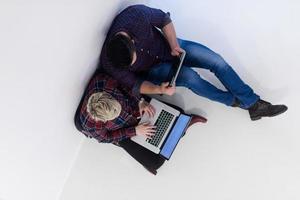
81, 118, 136, 143
131, 4, 172, 29
92, 126, 136, 143
103, 63, 143, 98
100, 72, 141, 102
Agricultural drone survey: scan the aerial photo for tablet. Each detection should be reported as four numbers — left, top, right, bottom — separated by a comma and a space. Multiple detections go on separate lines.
169, 50, 186, 86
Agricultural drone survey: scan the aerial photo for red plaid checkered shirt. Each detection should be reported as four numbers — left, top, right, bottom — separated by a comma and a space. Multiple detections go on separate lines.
79, 73, 141, 143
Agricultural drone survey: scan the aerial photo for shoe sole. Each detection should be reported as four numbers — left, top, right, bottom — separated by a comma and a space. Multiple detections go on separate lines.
143, 166, 157, 175
251, 107, 288, 121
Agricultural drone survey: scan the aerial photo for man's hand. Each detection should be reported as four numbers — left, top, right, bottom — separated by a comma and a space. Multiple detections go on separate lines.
135, 122, 156, 139
160, 82, 176, 95
139, 99, 156, 118
171, 46, 185, 57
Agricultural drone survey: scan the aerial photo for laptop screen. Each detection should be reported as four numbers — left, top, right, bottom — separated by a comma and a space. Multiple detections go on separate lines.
160, 114, 191, 160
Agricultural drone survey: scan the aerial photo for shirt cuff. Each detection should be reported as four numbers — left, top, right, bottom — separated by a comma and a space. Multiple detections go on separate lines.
132, 79, 144, 99
125, 126, 136, 137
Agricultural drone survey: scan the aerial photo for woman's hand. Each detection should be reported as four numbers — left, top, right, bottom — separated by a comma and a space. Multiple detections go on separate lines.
160, 82, 176, 96
135, 122, 156, 139
139, 99, 156, 118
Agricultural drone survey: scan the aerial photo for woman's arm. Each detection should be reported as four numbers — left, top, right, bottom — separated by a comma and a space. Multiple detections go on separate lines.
93, 124, 156, 143
93, 126, 136, 143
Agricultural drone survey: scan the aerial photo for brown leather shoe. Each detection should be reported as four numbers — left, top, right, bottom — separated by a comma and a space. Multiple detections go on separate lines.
188, 114, 207, 127
182, 115, 207, 137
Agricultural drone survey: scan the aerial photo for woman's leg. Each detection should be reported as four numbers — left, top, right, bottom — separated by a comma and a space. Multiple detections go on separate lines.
178, 39, 260, 109
146, 62, 235, 106
118, 138, 165, 171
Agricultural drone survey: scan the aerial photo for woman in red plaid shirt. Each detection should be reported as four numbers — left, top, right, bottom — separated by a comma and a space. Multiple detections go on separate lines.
74, 70, 206, 175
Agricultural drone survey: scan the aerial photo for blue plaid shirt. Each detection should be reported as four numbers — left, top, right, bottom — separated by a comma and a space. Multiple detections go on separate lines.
100, 4, 173, 97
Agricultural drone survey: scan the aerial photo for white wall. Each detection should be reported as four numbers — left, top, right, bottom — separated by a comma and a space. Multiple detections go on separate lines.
59, 1, 300, 200
0, 1, 133, 200
1, 0, 300, 200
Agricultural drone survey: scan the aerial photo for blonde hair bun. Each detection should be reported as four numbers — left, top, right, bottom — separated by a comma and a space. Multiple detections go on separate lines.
86, 92, 122, 122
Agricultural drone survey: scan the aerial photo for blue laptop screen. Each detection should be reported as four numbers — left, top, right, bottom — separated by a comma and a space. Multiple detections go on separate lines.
160, 114, 191, 160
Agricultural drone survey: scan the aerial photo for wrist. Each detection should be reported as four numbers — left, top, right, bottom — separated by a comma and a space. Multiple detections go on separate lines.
134, 126, 139, 134
171, 43, 180, 51
158, 85, 164, 94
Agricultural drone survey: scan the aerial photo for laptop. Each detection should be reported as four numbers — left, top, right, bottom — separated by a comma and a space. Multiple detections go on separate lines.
131, 98, 191, 160
169, 50, 186, 86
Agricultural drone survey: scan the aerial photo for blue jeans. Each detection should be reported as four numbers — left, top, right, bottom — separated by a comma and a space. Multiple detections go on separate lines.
146, 39, 259, 109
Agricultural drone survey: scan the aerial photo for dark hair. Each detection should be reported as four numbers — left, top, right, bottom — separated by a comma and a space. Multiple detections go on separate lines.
107, 34, 135, 68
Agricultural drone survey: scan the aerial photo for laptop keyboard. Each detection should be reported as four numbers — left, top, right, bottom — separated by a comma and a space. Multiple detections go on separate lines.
146, 110, 174, 147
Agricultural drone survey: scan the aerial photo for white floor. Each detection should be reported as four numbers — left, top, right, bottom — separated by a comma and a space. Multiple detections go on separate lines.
1, 1, 300, 200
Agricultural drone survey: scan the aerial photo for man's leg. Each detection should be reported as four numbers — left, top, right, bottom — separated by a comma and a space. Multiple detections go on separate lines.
178, 38, 260, 109
118, 139, 165, 174
176, 38, 287, 119
147, 62, 236, 106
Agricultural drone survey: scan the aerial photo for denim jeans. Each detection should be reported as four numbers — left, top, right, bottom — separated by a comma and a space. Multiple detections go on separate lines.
146, 39, 260, 109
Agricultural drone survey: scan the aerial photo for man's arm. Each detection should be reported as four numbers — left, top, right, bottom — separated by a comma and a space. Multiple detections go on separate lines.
103, 62, 175, 96
162, 22, 184, 56
134, 5, 184, 56
133, 5, 172, 29
140, 81, 175, 96
102, 60, 143, 98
